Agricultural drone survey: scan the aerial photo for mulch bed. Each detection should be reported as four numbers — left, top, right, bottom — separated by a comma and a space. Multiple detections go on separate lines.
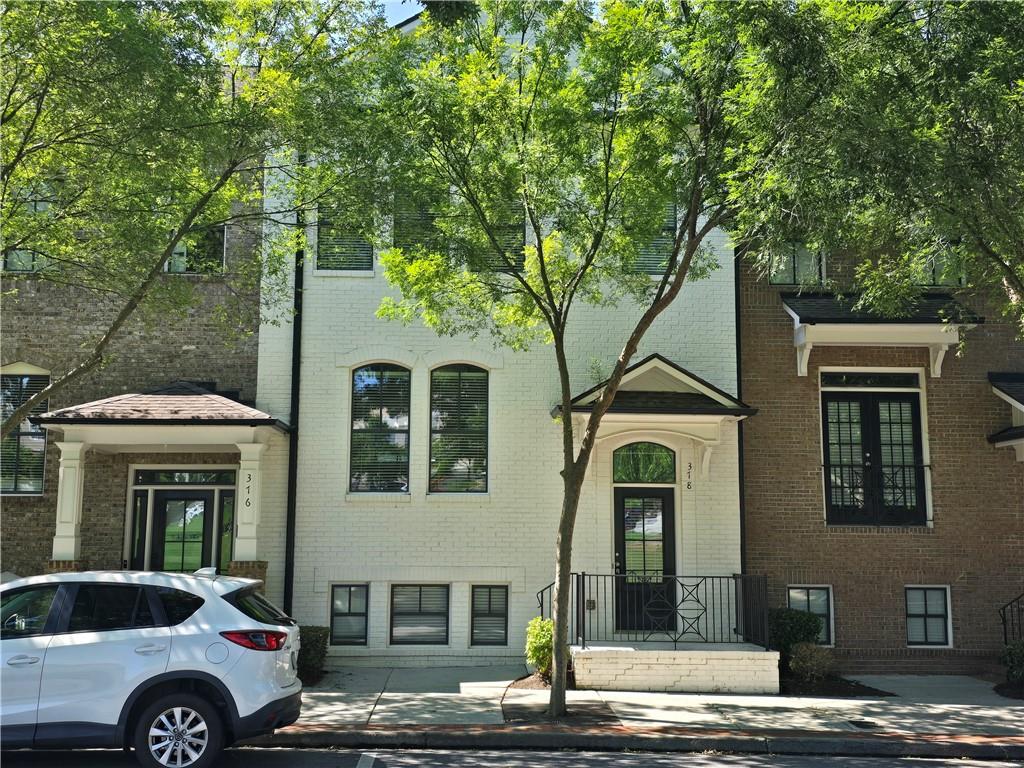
780, 675, 895, 698
508, 672, 551, 689
994, 682, 1024, 700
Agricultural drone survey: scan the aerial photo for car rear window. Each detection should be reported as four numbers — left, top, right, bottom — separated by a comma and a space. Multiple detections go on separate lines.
227, 588, 294, 626
156, 587, 205, 625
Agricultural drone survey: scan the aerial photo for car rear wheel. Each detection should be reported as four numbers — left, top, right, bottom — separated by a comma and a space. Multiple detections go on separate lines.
132, 692, 223, 768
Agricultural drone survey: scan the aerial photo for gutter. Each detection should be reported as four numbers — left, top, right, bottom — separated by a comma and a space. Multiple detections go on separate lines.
283, 156, 306, 615
734, 248, 748, 575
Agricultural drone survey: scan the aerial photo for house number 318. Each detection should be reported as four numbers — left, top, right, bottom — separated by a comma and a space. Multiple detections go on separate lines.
686, 462, 693, 490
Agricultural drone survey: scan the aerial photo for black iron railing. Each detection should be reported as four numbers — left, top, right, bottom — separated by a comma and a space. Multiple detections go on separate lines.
1000, 591, 1024, 644
536, 572, 770, 650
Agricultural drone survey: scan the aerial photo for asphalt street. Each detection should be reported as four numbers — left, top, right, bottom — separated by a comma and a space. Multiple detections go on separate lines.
2, 749, 1021, 768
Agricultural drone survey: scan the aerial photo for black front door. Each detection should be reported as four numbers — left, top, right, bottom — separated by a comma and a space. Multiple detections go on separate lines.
614, 487, 676, 632
150, 490, 215, 572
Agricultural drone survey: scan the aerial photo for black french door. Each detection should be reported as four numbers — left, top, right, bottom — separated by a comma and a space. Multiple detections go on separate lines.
150, 490, 215, 572
822, 391, 926, 525
614, 487, 676, 631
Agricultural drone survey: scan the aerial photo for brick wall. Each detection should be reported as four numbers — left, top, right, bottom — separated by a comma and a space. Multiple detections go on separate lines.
1, 252, 258, 576
739, 261, 1024, 672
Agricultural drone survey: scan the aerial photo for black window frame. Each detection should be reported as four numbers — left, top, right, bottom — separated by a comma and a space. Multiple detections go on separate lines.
389, 584, 449, 646
470, 585, 508, 647
787, 586, 833, 645
165, 226, 226, 275
768, 244, 824, 286
317, 205, 373, 271
821, 381, 927, 526
64, 583, 160, 634
349, 363, 412, 493
918, 251, 964, 288
330, 583, 369, 646
1, 373, 49, 495
905, 586, 950, 647
429, 364, 488, 493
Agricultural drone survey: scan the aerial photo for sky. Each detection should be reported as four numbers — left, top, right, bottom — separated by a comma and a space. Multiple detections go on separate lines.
383, 0, 420, 26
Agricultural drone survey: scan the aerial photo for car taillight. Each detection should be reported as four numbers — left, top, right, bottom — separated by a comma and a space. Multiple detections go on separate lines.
220, 630, 288, 651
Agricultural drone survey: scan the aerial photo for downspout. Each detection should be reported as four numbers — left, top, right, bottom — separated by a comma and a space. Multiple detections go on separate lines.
282, 155, 306, 615
734, 248, 748, 574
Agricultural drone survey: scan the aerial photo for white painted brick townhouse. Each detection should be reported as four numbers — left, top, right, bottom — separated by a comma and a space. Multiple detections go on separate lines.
247, 188, 775, 692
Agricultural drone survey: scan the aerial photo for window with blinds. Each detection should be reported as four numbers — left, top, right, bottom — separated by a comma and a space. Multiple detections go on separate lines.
905, 587, 950, 646
1, 374, 48, 494
390, 584, 449, 645
635, 203, 678, 274
394, 189, 443, 252
484, 202, 526, 272
430, 364, 487, 493
317, 206, 372, 271
471, 585, 508, 646
350, 364, 411, 492
331, 584, 369, 645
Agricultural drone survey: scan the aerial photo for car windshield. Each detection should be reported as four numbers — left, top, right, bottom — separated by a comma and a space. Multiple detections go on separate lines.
227, 588, 295, 626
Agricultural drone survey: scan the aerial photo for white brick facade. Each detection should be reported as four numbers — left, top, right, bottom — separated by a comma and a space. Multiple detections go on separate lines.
254, 223, 744, 666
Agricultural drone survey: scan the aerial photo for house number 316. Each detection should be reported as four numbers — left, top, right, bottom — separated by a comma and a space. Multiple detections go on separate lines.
245, 472, 253, 507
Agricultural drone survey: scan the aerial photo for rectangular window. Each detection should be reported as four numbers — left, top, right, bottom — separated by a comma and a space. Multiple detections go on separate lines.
133, 470, 236, 485
350, 364, 411, 492
919, 251, 963, 287
787, 586, 833, 645
68, 585, 155, 632
471, 585, 508, 646
635, 203, 677, 274
1, 374, 48, 494
317, 206, 372, 271
905, 586, 950, 646
769, 244, 823, 285
331, 584, 369, 645
430, 365, 487, 493
2, 249, 46, 273
487, 202, 526, 272
394, 189, 444, 252
166, 226, 226, 274
390, 584, 449, 645
821, 373, 926, 526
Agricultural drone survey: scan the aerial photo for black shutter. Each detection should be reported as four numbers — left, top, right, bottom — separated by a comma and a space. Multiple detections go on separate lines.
1, 374, 48, 494
317, 206, 373, 270
430, 365, 487, 493
350, 364, 411, 492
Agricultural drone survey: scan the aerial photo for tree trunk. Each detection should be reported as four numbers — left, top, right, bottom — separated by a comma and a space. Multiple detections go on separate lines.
548, 466, 586, 718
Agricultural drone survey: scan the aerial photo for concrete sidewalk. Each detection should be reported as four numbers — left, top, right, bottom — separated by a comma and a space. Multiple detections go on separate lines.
254, 666, 1024, 760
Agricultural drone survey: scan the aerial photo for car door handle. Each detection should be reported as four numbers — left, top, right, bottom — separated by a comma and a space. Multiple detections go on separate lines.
134, 644, 167, 655
6, 655, 40, 666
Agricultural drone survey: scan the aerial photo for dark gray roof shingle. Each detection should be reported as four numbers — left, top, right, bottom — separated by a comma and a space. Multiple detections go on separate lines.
989, 372, 1024, 408
781, 292, 981, 324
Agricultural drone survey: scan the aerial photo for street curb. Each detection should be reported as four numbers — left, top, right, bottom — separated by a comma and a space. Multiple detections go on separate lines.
246, 729, 1024, 760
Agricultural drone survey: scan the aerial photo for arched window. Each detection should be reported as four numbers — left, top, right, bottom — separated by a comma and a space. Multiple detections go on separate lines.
430, 364, 488, 492
350, 364, 411, 492
613, 442, 675, 484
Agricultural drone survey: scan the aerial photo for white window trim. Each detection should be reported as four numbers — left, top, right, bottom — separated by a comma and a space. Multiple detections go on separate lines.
122, 463, 239, 570
817, 366, 934, 527
904, 584, 953, 649
786, 584, 835, 648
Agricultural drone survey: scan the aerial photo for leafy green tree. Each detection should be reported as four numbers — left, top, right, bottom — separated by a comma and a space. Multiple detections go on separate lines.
377, 0, 810, 716
729, 0, 1024, 330
1, 0, 392, 436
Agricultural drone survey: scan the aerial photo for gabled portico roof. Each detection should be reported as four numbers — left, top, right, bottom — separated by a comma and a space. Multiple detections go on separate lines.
564, 354, 755, 417
988, 372, 1024, 461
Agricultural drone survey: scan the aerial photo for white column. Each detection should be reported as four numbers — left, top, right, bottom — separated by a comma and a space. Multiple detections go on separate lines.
52, 441, 88, 561
234, 443, 267, 560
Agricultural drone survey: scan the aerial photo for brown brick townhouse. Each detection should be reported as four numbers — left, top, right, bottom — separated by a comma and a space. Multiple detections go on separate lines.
739, 249, 1024, 673
0, 226, 276, 584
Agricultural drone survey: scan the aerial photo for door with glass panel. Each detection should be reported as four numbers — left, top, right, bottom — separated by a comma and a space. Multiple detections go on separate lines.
614, 488, 676, 632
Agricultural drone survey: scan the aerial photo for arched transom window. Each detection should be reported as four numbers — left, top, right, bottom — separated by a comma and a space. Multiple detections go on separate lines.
612, 442, 675, 484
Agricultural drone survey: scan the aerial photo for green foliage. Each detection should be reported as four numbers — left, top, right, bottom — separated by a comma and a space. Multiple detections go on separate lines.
728, 0, 1024, 332
297, 625, 330, 685
1002, 641, 1024, 686
769, 608, 823, 670
789, 641, 834, 684
525, 617, 554, 679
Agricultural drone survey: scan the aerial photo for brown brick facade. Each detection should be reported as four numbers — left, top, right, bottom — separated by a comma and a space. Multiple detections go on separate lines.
739, 261, 1024, 673
1, 269, 258, 577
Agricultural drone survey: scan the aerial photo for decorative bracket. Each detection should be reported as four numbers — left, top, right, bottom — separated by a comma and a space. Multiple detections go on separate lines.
796, 342, 814, 377
928, 344, 948, 378
696, 444, 714, 480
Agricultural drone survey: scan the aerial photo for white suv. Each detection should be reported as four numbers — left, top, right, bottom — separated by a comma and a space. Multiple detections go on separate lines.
0, 569, 301, 767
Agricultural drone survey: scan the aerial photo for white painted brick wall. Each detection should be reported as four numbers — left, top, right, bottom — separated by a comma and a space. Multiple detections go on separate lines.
572, 648, 780, 694
255, 224, 742, 664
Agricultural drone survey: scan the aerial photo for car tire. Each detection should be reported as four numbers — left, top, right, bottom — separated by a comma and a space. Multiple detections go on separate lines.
132, 692, 223, 768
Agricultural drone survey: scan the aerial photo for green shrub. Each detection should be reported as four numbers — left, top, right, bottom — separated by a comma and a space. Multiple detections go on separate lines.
1002, 640, 1024, 686
769, 608, 822, 670
297, 625, 330, 685
789, 641, 833, 683
525, 617, 554, 679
